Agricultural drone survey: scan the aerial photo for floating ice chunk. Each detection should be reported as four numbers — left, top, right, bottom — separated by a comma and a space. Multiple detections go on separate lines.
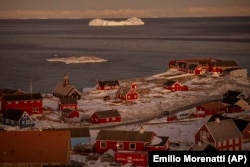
46, 56, 108, 64
88, 17, 144, 26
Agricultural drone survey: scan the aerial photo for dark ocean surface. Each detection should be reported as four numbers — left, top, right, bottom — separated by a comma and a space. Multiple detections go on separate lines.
0, 17, 250, 93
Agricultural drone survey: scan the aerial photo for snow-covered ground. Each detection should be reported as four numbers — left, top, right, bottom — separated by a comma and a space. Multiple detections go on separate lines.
1, 69, 250, 166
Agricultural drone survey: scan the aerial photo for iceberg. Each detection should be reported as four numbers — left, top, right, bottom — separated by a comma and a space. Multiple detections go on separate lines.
46, 56, 108, 64
88, 17, 144, 26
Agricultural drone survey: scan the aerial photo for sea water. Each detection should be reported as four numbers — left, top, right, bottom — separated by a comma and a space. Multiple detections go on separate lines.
0, 17, 249, 93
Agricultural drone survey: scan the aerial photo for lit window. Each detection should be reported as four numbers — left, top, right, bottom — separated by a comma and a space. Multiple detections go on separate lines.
117, 142, 124, 149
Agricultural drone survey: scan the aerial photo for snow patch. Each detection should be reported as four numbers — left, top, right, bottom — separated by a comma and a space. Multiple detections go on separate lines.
88, 17, 144, 26
46, 56, 107, 64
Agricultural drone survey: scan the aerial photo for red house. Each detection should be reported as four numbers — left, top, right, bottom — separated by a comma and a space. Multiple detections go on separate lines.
58, 98, 77, 112
96, 80, 120, 90
195, 118, 243, 151
116, 86, 139, 101
163, 80, 188, 91
196, 102, 226, 115
96, 129, 155, 153
62, 108, 79, 118
95, 129, 169, 154
90, 109, 121, 124
1, 93, 43, 115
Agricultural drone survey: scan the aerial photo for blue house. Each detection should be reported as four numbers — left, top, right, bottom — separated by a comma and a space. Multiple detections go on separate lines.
2, 109, 34, 128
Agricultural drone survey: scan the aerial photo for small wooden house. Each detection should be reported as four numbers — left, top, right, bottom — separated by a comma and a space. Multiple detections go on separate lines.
59, 98, 78, 111
196, 102, 226, 115
116, 86, 139, 101
163, 80, 188, 91
96, 80, 120, 90
1, 93, 43, 115
90, 109, 121, 124
0, 130, 71, 165
2, 109, 34, 128
95, 129, 155, 153
195, 118, 243, 151
52, 73, 81, 99
62, 108, 79, 118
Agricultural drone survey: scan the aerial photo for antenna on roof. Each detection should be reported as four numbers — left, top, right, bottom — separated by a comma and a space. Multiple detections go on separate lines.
30, 79, 33, 94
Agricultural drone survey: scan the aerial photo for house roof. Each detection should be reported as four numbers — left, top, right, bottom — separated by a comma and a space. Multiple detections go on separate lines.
205, 119, 243, 141
62, 108, 75, 114
0, 89, 24, 96
2, 109, 27, 121
0, 130, 70, 163
116, 86, 135, 96
60, 98, 77, 104
211, 60, 238, 67
198, 102, 226, 110
2, 93, 43, 101
98, 80, 119, 87
188, 63, 199, 70
94, 109, 120, 118
52, 83, 80, 97
209, 114, 250, 132
96, 130, 154, 143
148, 136, 169, 147
163, 80, 177, 87
45, 127, 90, 138
223, 90, 242, 99
222, 90, 244, 105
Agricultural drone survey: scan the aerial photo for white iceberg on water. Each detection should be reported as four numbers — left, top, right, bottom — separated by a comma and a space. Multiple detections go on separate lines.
88, 17, 144, 26
46, 56, 108, 64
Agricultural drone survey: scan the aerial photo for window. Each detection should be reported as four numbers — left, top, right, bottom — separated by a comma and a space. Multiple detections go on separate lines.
117, 142, 124, 149
26, 120, 30, 124
235, 138, 239, 144
218, 141, 221, 147
15, 101, 19, 104
100, 142, 106, 149
223, 140, 227, 146
130, 143, 136, 150
229, 139, 233, 145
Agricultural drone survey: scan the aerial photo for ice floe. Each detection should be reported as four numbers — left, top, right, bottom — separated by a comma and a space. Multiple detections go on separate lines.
46, 56, 108, 64
88, 17, 144, 26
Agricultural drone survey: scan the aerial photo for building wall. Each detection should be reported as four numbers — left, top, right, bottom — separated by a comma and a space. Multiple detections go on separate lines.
96, 140, 148, 153
215, 137, 242, 151
90, 114, 121, 124
2, 100, 42, 115
59, 104, 77, 111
